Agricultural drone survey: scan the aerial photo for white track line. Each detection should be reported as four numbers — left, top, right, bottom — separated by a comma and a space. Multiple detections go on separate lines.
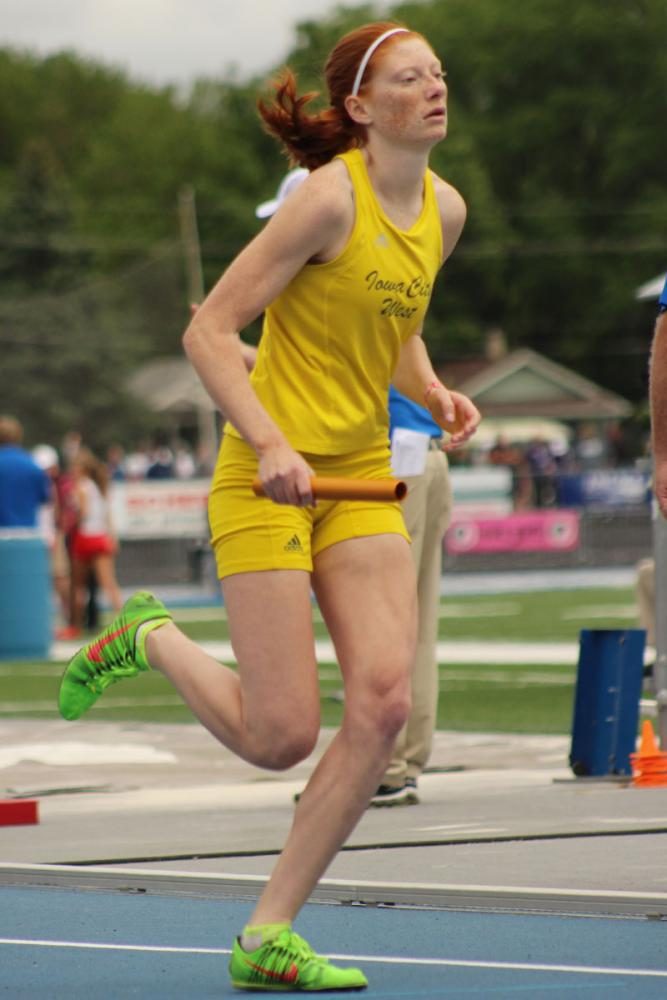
50, 639, 582, 665
1, 938, 666, 978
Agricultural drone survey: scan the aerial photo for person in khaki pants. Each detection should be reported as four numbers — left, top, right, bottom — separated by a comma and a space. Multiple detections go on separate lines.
644, 273, 667, 688
372, 386, 453, 805
636, 557, 655, 649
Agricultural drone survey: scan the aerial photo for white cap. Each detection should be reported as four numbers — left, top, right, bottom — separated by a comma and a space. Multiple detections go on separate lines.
32, 444, 59, 470
255, 167, 309, 218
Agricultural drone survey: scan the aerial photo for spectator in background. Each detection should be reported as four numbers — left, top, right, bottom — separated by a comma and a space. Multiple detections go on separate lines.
636, 556, 655, 650
0, 415, 50, 527
195, 443, 215, 478
68, 447, 123, 635
32, 444, 71, 628
371, 386, 453, 806
124, 441, 151, 481
61, 429, 83, 467
56, 436, 102, 636
573, 422, 608, 471
606, 420, 632, 467
643, 273, 667, 688
174, 442, 197, 479
146, 436, 174, 479
650, 274, 667, 518
525, 435, 557, 508
106, 443, 127, 482
488, 433, 531, 510
641, 273, 667, 687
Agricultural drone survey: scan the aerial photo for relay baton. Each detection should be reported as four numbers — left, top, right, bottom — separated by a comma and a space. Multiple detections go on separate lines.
252, 476, 407, 502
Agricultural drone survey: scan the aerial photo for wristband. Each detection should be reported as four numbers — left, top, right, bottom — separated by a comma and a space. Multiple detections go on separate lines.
424, 380, 442, 403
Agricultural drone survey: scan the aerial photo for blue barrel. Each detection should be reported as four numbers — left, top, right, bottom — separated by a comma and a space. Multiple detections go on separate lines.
569, 628, 645, 777
0, 530, 52, 659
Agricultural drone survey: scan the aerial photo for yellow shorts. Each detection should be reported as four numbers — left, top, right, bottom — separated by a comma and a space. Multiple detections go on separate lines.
209, 434, 409, 579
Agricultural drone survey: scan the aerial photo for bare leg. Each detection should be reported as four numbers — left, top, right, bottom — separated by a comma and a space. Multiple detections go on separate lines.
52, 534, 71, 623
247, 533, 417, 924
69, 558, 88, 630
54, 572, 71, 621
146, 537, 415, 927
145, 569, 321, 768
92, 554, 123, 613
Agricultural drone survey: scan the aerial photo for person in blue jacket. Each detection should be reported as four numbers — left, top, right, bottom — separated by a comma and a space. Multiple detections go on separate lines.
0, 415, 50, 528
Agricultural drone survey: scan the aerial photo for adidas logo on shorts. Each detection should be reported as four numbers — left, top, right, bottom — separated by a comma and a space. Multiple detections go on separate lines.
284, 534, 303, 553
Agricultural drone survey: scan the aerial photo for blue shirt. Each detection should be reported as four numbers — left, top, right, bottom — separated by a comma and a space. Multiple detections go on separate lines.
0, 445, 50, 527
388, 385, 441, 438
659, 274, 667, 314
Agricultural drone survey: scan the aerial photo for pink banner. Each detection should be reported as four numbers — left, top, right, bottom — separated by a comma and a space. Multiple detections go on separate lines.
446, 510, 580, 554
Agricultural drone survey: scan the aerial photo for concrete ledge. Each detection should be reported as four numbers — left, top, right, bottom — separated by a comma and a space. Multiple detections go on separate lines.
2, 862, 667, 920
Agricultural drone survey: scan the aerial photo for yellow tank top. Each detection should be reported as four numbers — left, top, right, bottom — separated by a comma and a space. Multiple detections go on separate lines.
229, 147, 443, 455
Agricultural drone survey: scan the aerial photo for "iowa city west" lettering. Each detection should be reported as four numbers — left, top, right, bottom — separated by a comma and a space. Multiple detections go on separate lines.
365, 269, 432, 320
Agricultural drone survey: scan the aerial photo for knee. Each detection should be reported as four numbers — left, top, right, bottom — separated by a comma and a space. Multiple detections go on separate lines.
249, 718, 319, 771
347, 670, 412, 743
378, 688, 411, 741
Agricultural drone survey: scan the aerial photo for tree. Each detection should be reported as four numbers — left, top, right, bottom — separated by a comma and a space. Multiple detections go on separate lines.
1, 0, 665, 449
0, 136, 156, 449
394, 0, 667, 394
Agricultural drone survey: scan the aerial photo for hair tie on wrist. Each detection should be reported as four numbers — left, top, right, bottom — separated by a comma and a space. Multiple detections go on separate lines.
424, 381, 442, 403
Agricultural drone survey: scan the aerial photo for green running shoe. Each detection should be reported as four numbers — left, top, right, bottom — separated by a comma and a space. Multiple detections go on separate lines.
229, 929, 368, 992
58, 591, 172, 721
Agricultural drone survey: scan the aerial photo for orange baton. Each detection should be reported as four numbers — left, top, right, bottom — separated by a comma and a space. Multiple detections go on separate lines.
252, 476, 407, 502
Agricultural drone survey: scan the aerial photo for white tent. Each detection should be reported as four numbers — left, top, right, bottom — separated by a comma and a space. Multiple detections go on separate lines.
471, 417, 572, 450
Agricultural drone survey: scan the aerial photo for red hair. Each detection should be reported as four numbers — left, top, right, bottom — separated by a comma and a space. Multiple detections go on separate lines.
257, 21, 422, 170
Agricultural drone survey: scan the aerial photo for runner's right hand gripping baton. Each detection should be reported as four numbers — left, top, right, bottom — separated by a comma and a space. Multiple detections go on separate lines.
252, 476, 407, 502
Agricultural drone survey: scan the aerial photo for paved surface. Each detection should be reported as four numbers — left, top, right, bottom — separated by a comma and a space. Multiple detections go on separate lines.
4, 884, 667, 999
3, 565, 665, 920
2, 717, 667, 911
4, 567, 666, 997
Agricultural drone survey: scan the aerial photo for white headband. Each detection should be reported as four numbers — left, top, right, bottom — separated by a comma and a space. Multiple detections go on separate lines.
350, 27, 409, 97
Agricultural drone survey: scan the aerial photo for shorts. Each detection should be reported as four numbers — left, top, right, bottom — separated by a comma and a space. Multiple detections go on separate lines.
208, 434, 409, 579
71, 532, 115, 561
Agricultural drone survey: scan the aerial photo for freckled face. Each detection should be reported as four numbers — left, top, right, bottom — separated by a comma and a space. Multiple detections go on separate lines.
363, 37, 448, 145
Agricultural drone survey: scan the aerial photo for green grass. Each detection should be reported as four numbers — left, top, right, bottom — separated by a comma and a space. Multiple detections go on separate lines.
433, 587, 638, 643
176, 586, 638, 645
0, 660, 577, 733
0, 585, 642, 734
437, 664, 576, 733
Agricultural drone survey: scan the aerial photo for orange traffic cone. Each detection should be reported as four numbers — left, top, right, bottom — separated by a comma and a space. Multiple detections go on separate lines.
631, 721, 667, 787
639, 719, 659, 756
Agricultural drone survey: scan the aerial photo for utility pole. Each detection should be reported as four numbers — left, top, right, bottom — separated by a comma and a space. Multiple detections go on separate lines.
178, 185, 205, 305
177, 185, 218, 462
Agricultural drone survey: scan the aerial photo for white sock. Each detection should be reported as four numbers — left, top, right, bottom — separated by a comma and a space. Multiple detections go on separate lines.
240, 922, 290, 952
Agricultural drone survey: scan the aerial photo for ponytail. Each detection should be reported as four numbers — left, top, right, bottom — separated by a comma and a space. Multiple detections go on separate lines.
256, 22, 419, 171
257, 70, 361, 171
